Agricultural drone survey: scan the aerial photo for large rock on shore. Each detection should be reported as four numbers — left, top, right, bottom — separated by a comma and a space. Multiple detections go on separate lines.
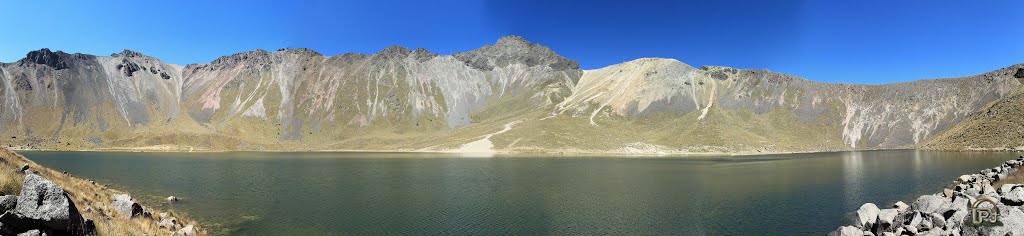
111, 194, 143, 218
1003, 188, 1024, 206
0, 173, 95, 235
912, 195, 956, 216
14, 174, 89, 233
828, 226, 864, 236
855, 203, 880, 228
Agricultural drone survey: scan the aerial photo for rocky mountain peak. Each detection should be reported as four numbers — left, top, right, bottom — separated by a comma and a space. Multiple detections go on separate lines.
494, 35, 532, 48
116, 49, 146, 58
276, 48, 323, 58
410, 48, 437, 62
377, 45, 412, 59
210, 49, 271, 66
454, 36, 579, 71
20, 48, 70, 70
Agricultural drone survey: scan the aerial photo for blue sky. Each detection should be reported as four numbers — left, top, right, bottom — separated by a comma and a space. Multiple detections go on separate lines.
2, 0, 1022, 84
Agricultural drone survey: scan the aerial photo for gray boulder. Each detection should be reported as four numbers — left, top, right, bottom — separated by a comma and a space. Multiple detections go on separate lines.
828, 226, 863, 236
929, 212, 945, 229
912, 195, 955, 216
159, 217, 177, 229
855, 203, 880, 228
1000, 184, 1020, 194
1002, 188, 1024, 206
14, 173, 88, 233
110, 194, 143, 218
893, 201, 910, 212
946, 209, 969, 228
877, 209, 899, 226
958, 175, 973, 183
178, 224, 196, 235
0, 195, 16, 213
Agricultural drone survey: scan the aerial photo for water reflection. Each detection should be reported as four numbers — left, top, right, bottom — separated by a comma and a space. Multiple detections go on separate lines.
20, 150, 1022, 235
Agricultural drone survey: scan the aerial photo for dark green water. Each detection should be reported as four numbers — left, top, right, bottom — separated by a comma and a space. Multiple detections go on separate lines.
19, 150, 1022, 235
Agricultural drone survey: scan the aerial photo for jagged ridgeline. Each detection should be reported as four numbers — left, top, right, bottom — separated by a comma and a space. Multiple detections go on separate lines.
0, 36, 1021, 153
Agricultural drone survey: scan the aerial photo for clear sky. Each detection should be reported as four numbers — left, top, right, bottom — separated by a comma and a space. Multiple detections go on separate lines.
2, 0, 1022, 84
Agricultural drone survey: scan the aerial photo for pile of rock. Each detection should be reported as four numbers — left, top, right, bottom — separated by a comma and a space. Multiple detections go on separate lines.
830, 156, 1024, 235
0, 172, 96, 235
111, 194, 197, 235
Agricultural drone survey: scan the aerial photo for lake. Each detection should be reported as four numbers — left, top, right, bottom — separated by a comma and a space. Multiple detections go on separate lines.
19, 150, 1022, 235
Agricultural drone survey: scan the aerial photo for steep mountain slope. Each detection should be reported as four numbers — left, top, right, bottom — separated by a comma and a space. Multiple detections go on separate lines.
0, 36, 582, 151
505, 58, 1020, 154
0, 36, 1019, 154
920, 65, 1024, 150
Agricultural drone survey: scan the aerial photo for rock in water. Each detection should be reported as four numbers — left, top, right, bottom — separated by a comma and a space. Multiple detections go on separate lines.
111, 194, 143, 218
0, 195, 16, 213
167, 196, 179, 202
14, 173, 88, 234
855, 203, 880, 228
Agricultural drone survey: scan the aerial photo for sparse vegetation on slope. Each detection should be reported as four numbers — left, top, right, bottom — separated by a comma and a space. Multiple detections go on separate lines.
1, 37, 1022, 154
0, 147, 205, 235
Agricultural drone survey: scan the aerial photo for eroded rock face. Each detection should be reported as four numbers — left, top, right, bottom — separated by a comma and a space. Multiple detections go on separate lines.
0, 36, 1020, 153
19, 49, 69, 70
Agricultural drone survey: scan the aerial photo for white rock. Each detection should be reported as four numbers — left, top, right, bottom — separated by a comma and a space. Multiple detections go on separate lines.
1003, 188, 1024, 206
878, 209, 899, 226
958, 175, 973, 183
178, 224, 196, 235
894, 201, 910, 211
828, 226, 863, 236
855, 203, 880, 228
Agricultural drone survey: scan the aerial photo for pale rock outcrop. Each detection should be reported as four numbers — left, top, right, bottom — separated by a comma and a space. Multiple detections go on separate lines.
110, 194, 143, 218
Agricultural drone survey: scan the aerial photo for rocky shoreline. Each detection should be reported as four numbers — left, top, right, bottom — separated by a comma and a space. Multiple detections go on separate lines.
0, 148, 204, 235
830, 156, 1024, 235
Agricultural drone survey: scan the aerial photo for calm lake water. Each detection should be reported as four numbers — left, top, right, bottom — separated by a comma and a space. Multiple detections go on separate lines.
19, 150, 1022, 235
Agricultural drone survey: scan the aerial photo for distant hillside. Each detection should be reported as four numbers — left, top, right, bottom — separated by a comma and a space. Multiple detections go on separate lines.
0, 36, 1020, 154
921, 66, 1024, 151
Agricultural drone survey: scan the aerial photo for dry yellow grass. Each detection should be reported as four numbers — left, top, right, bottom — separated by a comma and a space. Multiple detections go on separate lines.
996, 169, 1024, 190
0, 147, 206, 236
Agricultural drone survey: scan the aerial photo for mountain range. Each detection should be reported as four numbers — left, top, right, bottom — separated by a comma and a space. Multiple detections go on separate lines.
1, 36, 1022, 154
